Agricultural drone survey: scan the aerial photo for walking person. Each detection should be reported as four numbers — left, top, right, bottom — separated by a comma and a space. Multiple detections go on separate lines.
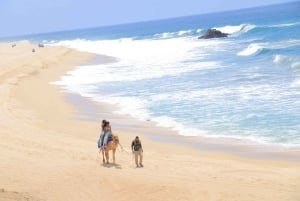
131, 136, 143, 168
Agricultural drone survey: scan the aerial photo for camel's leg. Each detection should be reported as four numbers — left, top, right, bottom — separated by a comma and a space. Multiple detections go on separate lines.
105, 150, 109, 164
112, 149, 116, 164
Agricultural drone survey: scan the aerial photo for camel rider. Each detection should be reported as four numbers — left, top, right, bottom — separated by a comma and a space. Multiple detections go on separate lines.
98, 120, 107, 149
131, 136, 143, 167
98, 121, 112, 149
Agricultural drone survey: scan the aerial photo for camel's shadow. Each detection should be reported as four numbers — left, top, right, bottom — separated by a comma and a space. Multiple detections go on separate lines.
102, 162, 122, 169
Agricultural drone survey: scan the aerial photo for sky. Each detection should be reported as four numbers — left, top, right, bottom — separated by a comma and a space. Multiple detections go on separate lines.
0, 0, 296, 37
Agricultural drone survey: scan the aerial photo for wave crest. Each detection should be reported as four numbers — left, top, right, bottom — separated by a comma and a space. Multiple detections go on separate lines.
237, 44, 265, 56
154, 23, 256, 39
214, 24, 256, 35
238, 39, 300, 57
154, 29, 195, 39
267, 22, 300, 28
273, 55, 292, 64
274, 55, 300, 70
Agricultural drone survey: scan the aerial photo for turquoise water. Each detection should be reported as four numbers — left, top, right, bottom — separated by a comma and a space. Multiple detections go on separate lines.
5, 2, 300, 147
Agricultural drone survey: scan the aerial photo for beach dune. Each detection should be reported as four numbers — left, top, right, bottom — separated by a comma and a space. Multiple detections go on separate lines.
0, 42, 299, 201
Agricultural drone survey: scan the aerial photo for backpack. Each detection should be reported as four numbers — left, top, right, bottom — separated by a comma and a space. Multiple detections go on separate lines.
133, 140, 142, 151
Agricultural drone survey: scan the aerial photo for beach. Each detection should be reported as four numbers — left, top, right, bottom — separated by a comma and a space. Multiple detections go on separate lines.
0, 41, 300, 201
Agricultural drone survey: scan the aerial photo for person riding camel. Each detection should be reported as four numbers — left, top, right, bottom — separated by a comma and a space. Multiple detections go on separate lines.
97, 120, 107, 149
98, 120, 112, 150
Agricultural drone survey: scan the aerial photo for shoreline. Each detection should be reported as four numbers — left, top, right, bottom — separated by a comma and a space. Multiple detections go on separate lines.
1, 41, 300, 201
65, 91, 300, 163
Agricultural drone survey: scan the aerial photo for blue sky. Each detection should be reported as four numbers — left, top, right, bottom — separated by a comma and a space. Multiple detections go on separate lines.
0, 0, 296, 37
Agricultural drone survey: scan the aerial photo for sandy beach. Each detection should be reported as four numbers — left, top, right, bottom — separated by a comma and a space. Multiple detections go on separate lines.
0, 41, 300, 201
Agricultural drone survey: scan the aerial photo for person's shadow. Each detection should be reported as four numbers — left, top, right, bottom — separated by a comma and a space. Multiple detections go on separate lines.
102, 163, 122, 169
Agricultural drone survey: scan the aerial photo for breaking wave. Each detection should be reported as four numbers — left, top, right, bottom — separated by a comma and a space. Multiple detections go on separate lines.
153, 29, 199, 39
238, 39, 300, 56
237, 43, 266, 56
214, 24, 256, 35
274, 55, 300, 70
267, 22, 300, 28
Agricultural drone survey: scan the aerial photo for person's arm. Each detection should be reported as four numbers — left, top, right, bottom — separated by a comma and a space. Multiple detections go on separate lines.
131, 141, 134, 152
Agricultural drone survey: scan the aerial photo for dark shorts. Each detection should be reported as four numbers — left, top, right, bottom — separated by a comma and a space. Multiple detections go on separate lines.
107, 136, 113, 143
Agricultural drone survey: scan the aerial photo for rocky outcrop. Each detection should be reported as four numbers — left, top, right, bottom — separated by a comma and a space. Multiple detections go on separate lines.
198, 29, 230, 39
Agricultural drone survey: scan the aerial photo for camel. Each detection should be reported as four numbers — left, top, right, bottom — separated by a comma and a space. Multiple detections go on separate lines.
101, 135, 119, 164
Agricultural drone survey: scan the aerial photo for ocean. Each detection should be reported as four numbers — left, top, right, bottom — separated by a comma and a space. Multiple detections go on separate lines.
5, 2, 300, 149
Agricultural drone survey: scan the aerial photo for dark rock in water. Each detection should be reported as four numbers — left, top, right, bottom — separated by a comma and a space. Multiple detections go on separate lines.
198, 29, 230, 39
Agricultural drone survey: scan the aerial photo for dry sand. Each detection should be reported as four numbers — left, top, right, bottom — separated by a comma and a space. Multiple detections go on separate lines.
0, 41, 300, 201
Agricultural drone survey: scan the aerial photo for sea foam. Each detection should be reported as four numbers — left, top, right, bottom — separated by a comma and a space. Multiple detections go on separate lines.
214, 24, 256, 35
50, 37, 223, 84
237, 43, 265, 56
238, 39, 300, 56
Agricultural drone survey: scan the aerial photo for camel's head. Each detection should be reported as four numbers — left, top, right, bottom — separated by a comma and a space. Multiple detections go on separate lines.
113, 135, 119, 143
